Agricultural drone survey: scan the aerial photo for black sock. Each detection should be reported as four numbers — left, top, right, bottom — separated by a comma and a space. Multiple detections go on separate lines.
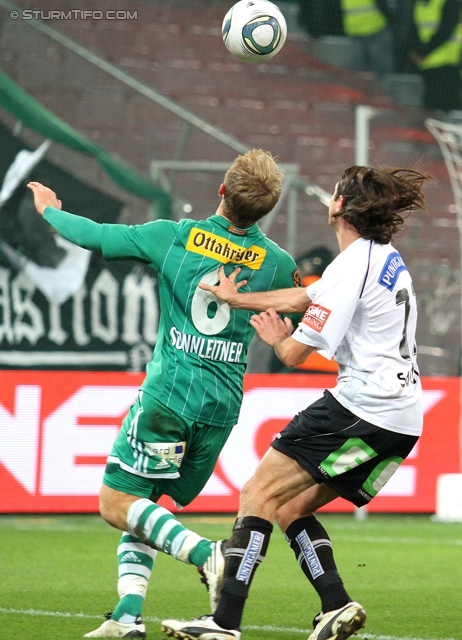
285, 515, 350, 613
213, 516, 273, 630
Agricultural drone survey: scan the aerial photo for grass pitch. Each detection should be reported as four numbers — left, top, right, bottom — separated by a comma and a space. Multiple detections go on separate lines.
0, 513, 460, 640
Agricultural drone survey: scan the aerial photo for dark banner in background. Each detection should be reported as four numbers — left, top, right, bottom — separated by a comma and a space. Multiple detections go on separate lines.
0, 122, 159, 370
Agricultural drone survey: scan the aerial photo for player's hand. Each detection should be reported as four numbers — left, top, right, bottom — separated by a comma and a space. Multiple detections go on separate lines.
27, 181, 62, 215
199, 265, 247, 303
250, 308, 294, 347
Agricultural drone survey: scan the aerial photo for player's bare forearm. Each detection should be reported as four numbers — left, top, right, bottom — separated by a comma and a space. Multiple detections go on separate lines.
250, 309, 314, 367
199, 266, 311, 313
232, 287, 310, 313
273, 336, 314, 368
27, 181, 62, 215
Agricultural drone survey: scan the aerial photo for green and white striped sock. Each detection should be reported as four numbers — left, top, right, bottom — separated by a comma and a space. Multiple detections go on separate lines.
111, 532, 157, 623
127, 499, 213, 566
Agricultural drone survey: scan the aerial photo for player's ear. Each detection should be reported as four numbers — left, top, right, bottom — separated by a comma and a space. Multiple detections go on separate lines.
218, 183, 226, 197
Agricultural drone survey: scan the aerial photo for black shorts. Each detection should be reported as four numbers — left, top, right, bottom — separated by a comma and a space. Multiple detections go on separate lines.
271, 390, 419, 507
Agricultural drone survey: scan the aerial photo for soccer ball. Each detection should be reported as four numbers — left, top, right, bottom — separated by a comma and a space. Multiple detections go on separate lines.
222, 0, 287, 63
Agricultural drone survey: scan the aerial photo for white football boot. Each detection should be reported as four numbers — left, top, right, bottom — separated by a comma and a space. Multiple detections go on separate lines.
197, 540, 228, 611
161, 615, 240, 640
84, 613, 146, 638
308, 602, 366, 640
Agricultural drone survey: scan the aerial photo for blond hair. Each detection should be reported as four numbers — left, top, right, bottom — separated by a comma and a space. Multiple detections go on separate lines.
222, 149, 284, 228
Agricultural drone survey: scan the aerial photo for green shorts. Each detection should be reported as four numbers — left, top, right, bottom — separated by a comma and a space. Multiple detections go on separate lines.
103, 390, 233, 507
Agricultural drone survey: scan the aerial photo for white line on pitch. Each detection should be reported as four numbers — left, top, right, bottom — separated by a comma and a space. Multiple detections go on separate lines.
0, 607, 456, 640
1, 521, 461, 547
332, 535, 462, 546
1, 523, 461, 548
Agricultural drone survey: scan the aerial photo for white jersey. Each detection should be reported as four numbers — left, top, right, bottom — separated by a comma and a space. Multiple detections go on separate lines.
292, 237, 423, 436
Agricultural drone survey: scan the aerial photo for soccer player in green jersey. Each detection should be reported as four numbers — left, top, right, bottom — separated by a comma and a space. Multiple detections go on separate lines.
28, 149, 300, 639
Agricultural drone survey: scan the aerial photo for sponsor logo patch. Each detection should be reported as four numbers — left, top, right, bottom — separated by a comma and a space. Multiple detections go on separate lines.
292, 268, 302, 287
186, 227, 266, 270
302, 303, 331, 333
228, 225, 247, 236
378, 251, 408, 291
120, 551, 141, 563
295, 530, 324, 579
236, 531, 264, 584
144, 441, 186, 467
154, 460, 171, 470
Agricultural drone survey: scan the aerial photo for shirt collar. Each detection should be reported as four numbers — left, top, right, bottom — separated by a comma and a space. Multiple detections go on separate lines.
207, 214, 261, 237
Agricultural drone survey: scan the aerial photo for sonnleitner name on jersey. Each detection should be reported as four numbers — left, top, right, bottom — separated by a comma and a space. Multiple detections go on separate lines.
170, 326, 244, 362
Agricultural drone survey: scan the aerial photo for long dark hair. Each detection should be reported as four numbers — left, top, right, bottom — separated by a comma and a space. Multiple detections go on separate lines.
334, 165, 431, 244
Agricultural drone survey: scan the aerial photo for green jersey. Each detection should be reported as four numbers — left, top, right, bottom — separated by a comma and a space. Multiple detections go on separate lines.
101, 214, 298, 427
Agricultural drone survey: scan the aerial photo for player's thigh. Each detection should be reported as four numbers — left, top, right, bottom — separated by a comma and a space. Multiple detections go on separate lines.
276, 484, 340, 532
99, 483, 143, 528
240, 447, 317, 512
162, 423, 233, 508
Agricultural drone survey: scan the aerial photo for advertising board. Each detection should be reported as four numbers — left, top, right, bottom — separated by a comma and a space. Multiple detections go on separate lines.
0, 372, 459, 513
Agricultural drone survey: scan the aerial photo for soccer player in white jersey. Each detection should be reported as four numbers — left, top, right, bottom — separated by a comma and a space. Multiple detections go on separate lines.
162, 165, 431, 640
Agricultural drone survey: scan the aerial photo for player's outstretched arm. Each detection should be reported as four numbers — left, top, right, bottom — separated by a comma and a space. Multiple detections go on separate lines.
199, 265, 310, 314
27, 181, 103, 251
250, 308, 314, 367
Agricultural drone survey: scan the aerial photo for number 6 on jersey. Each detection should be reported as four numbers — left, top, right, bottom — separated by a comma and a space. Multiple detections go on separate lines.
191, 268, 231, 335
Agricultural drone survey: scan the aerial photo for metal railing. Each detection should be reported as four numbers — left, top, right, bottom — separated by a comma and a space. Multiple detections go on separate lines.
0, 0, 331, 252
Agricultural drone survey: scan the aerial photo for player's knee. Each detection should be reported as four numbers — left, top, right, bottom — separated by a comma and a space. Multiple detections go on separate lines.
275, 503, 315, 533
99, 494, 116, 527
99, 485, 126, 529
240, 475, 271, 510
241, 476, 257, 501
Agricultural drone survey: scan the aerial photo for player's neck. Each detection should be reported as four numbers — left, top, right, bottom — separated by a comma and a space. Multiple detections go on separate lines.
335, 220, 361, 253
217, 210, 232, 224
215, 202, 251, 229
215, 201, 231, 223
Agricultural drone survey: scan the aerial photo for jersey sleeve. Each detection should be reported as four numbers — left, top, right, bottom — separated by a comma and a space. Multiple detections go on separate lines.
271, 249, 300, 290
271, 249, 304, 325
101, 219, 176, 267
43, 206, 103, 251
292, 255, 364, 359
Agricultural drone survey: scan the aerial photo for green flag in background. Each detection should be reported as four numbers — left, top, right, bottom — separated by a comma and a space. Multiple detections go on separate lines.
0, 70, 171, 217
